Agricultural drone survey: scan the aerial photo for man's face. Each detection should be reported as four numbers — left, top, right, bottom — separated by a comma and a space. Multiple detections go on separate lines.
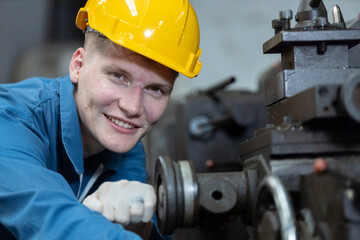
69, 41, 175, 156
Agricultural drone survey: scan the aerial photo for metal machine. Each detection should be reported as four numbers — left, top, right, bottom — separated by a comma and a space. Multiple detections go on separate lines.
146, 77, 266, 239
152, 0, 360, 239
146, 76, 266, 175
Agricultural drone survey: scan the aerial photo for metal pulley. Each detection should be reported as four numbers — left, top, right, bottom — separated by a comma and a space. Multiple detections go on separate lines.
153, 156, 198, 234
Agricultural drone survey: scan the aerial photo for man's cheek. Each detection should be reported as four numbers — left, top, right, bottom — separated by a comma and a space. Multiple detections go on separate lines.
144, 103, 162, 122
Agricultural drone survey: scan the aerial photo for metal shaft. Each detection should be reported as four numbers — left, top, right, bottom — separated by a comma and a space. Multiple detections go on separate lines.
202, 77, 235, 95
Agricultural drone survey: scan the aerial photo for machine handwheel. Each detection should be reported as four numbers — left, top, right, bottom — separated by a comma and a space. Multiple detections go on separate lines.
254, 175, 297, 240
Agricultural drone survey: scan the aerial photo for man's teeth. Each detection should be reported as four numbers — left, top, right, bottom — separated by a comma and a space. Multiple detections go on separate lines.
108, 116, 134, 129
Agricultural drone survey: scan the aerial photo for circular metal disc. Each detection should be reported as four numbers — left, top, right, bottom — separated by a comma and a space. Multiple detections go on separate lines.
153, 156, 178, 234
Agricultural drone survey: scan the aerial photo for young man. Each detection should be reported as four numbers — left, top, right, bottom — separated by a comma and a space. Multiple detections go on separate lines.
0, 0, 202, 239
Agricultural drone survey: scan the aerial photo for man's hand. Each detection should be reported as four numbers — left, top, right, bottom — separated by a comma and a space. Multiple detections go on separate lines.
83, 180, 156, 226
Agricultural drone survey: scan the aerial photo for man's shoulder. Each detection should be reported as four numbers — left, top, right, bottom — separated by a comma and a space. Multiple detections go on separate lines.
1, 76, 62, 99
0, 76, 65, 121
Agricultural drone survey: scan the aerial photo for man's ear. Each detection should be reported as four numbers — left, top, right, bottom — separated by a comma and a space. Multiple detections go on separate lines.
69, 47, 85, 84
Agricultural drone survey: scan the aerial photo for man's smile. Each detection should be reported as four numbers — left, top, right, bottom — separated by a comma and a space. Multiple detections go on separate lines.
105, 114, 138, 129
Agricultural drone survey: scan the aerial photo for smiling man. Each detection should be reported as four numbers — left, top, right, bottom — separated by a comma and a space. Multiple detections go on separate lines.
0, 0, 202, 239
71, 33, 176, 158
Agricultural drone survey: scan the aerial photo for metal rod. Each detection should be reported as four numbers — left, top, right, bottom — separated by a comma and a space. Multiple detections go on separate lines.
202, 77, 236, 95
332, 4, 345, 25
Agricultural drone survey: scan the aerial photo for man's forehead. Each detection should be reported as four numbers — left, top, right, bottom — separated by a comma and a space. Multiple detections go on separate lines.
111, 42, 137, 55
111, 42, 178, 78
87, 33, 178, 79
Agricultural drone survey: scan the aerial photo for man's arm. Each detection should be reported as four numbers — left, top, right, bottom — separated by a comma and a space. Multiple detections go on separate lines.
0, 116, 142, 240
82, 142, 171, 240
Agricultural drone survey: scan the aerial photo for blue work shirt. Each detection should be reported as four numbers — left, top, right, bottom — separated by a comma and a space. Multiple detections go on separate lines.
0, 76, 164, 240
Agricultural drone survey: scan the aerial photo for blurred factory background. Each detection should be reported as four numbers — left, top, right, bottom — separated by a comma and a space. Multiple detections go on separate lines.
1, 0, 359, 96
2, 1, 360, 239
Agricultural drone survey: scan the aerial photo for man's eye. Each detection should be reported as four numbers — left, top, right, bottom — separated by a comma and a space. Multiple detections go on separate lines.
110, 72, 130, 86
148, 86, 164, 95
111, 73, 124, 80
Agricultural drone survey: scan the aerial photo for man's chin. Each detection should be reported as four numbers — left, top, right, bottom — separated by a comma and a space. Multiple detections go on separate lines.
105, 141, 137, 154
101, 131, 145, 153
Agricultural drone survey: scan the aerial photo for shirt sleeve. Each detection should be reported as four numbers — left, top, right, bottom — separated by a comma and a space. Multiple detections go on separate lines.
0, 111, 142, 239
101, 142, 172, 240
150, 215, 173, 240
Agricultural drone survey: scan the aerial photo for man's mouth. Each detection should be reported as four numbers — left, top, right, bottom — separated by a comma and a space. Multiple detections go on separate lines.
106, 115, 136, 129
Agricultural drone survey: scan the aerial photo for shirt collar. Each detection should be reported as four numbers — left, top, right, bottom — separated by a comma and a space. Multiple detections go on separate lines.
102, 151, 123, 172
59, 75, 84, 174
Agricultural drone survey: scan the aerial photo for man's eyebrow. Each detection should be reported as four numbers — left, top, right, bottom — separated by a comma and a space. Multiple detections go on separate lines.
103, 65, 132, 78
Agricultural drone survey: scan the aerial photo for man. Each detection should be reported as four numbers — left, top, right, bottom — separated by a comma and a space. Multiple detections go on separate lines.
0, 0, 202, 239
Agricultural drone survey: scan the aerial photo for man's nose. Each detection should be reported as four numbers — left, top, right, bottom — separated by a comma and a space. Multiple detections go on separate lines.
118, 87, 144, 117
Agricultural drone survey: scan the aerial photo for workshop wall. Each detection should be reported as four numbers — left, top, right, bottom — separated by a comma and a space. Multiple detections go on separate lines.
0, 0, 49, 84
0, 0, 359, 97
0, 0, 84, 84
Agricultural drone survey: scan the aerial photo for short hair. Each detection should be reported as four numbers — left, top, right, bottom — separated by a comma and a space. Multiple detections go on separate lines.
83, 31, 179, 79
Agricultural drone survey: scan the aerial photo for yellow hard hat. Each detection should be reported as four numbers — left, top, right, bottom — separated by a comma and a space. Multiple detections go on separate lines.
76, 0, 202, 78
